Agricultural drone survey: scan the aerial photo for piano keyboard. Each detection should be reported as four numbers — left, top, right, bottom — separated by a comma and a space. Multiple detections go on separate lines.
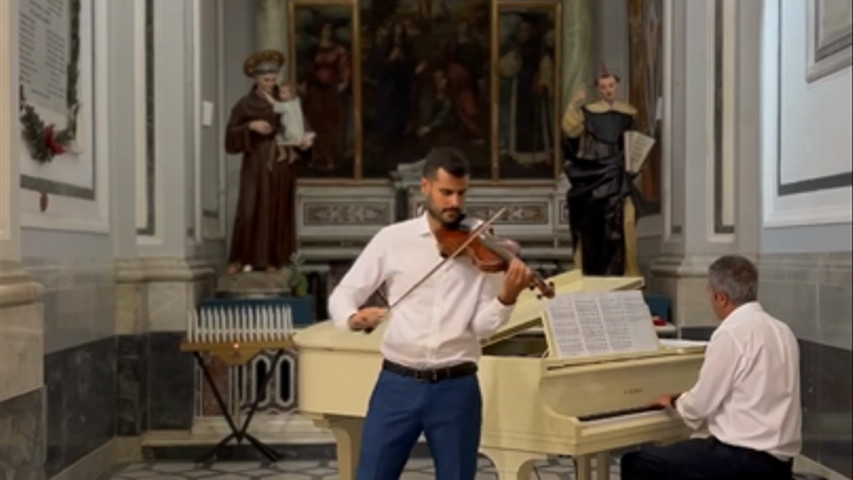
577, 405, 665, 423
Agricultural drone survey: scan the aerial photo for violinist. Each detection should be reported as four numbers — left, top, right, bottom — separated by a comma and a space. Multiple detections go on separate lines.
327, 147, 534, 479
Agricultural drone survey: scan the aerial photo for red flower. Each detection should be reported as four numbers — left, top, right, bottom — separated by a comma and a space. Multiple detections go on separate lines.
45, 124, 66, 155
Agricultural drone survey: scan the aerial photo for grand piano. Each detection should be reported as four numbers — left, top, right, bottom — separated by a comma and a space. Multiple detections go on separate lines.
292, 270, 706, 479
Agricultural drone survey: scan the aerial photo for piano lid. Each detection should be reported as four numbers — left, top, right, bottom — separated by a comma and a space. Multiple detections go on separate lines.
481, 270, 645, 348
294, 270, 646, 354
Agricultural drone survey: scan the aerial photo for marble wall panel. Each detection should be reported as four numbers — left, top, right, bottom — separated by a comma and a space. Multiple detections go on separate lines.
758, 253, 852, 350
116, 335, 147, 436
44, 337, 117, 478
116, 282, 147, 335
0, 389, 45, 480
24, 262, 117, 354
800, 340, 853, 478
147, 332, 194, 430
0, 302, 43, 402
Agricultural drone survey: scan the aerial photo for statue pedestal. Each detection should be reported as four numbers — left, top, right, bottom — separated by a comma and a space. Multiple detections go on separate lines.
215, 270, 291, 298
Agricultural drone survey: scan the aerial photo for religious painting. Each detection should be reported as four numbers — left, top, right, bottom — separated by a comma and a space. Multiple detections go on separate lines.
358, 0, 492, 179
806, 0, 852, 82
628, 0, 662, 214
289, 1, 360, 179
494, 1, 561, 180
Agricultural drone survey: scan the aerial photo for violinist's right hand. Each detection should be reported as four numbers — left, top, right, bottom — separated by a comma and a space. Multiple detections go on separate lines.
348, 307, 388, 331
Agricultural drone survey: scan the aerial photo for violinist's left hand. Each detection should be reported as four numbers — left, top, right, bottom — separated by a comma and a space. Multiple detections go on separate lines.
498, 258, 533, 305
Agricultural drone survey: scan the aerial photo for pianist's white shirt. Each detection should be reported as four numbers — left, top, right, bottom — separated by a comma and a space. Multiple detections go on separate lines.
675, 302, 802, 460
327, 213, 514, 369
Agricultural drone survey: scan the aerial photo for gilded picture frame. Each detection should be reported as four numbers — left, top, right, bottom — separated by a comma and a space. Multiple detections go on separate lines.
289, 0, 363, 180
491, 0, 562, 181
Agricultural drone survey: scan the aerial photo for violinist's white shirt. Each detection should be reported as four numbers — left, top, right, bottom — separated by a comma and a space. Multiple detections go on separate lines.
327, 213, 514, 369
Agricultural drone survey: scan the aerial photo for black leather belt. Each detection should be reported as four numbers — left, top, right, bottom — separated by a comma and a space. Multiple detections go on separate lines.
382, 359, 477, 383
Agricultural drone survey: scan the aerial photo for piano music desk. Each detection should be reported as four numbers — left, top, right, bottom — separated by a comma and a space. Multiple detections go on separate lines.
180, 339, 295, 465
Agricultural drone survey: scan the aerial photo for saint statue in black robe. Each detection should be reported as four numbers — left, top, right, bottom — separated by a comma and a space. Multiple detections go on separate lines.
561, 72, 642, 277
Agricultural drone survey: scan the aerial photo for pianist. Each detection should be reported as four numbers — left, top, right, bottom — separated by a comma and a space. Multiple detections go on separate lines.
620, 255, 802, 480
328, 147, 533, 480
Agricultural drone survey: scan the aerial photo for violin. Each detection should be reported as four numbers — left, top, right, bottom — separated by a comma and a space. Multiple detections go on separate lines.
362, 206, 554, 334
435, 213, 556, 300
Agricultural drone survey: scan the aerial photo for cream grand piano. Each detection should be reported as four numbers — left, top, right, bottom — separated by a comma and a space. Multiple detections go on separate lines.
293, 270, 706, 479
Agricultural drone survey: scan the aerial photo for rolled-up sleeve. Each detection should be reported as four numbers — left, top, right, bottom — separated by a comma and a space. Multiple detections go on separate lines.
470, 272, 515, 339
327, 231, 388, 330
676, 331, 740, 429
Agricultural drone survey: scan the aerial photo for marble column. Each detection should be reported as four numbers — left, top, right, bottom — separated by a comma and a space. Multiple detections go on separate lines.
647, 0, 751, 337
0, 264, 46, 480
562, 0, 593, 108
256, 0, 287, 67
1, 2, 47, 479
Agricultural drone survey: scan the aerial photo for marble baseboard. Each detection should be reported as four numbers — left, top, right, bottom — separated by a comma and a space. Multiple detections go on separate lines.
48, 437, 141, 480
147, 332, 194, 430
44, 337, 117, 477
0, 388, 46, 480
800, 339, 852, 478
0, 301, 44, 403
679, 326, 717, 341
117, 335, 147, 436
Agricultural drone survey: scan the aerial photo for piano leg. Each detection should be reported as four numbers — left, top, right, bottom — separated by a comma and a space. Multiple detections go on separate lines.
575, 455, 591, 480
323, 416, 363, 480
480, 448, 544, 480
596, 452, 611, 480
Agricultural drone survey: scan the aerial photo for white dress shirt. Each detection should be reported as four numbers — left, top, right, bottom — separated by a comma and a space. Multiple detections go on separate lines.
327, 213, 514, 369
675, 302, 802, 460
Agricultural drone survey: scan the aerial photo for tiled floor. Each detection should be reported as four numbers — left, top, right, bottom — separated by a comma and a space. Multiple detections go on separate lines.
104, 457, 621, 479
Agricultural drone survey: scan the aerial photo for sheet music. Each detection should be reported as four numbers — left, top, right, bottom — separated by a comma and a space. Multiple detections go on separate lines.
624, 131, 656, 174
544, 291, 660, 358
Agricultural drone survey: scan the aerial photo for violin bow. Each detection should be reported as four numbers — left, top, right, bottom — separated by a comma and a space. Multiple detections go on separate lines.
364, 206, 507, 332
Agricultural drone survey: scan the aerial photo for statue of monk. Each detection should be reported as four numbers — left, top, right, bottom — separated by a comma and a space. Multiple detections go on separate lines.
561, 69, 642, 277
225, 50, 312, 275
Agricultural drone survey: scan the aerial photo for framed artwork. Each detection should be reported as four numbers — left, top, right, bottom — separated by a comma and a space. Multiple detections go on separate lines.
289, 0, 361, 179
358, 0, 493, 179
806, 0, 852, 82
493, 1, 562, 180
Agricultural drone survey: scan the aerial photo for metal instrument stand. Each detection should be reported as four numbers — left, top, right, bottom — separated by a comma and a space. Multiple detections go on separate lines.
181, 339, 294, 465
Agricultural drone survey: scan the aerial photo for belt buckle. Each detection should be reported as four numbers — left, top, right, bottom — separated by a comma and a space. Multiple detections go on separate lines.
415, 368, 439, 382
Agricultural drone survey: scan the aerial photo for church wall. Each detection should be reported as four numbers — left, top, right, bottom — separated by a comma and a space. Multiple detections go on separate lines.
3, 0, 223, 478
5, 0, 122, 477
755, 2, 852, 477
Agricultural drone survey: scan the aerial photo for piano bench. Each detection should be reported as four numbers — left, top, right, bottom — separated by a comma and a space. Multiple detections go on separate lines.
792, 474, 828, 480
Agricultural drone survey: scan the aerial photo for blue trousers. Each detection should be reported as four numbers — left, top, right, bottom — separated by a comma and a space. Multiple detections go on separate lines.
356, 369, 482, 480
620, 437, 793, 480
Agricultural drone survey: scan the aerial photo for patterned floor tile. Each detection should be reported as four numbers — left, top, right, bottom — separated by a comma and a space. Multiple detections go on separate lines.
104, 458, 621, 480
151, 463, 198, 473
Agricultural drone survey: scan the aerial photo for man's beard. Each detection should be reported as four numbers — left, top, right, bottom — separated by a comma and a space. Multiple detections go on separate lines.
426, 200, 462, 227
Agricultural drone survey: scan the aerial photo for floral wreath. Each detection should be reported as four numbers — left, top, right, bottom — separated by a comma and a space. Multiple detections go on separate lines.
19, 0, 81, 164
